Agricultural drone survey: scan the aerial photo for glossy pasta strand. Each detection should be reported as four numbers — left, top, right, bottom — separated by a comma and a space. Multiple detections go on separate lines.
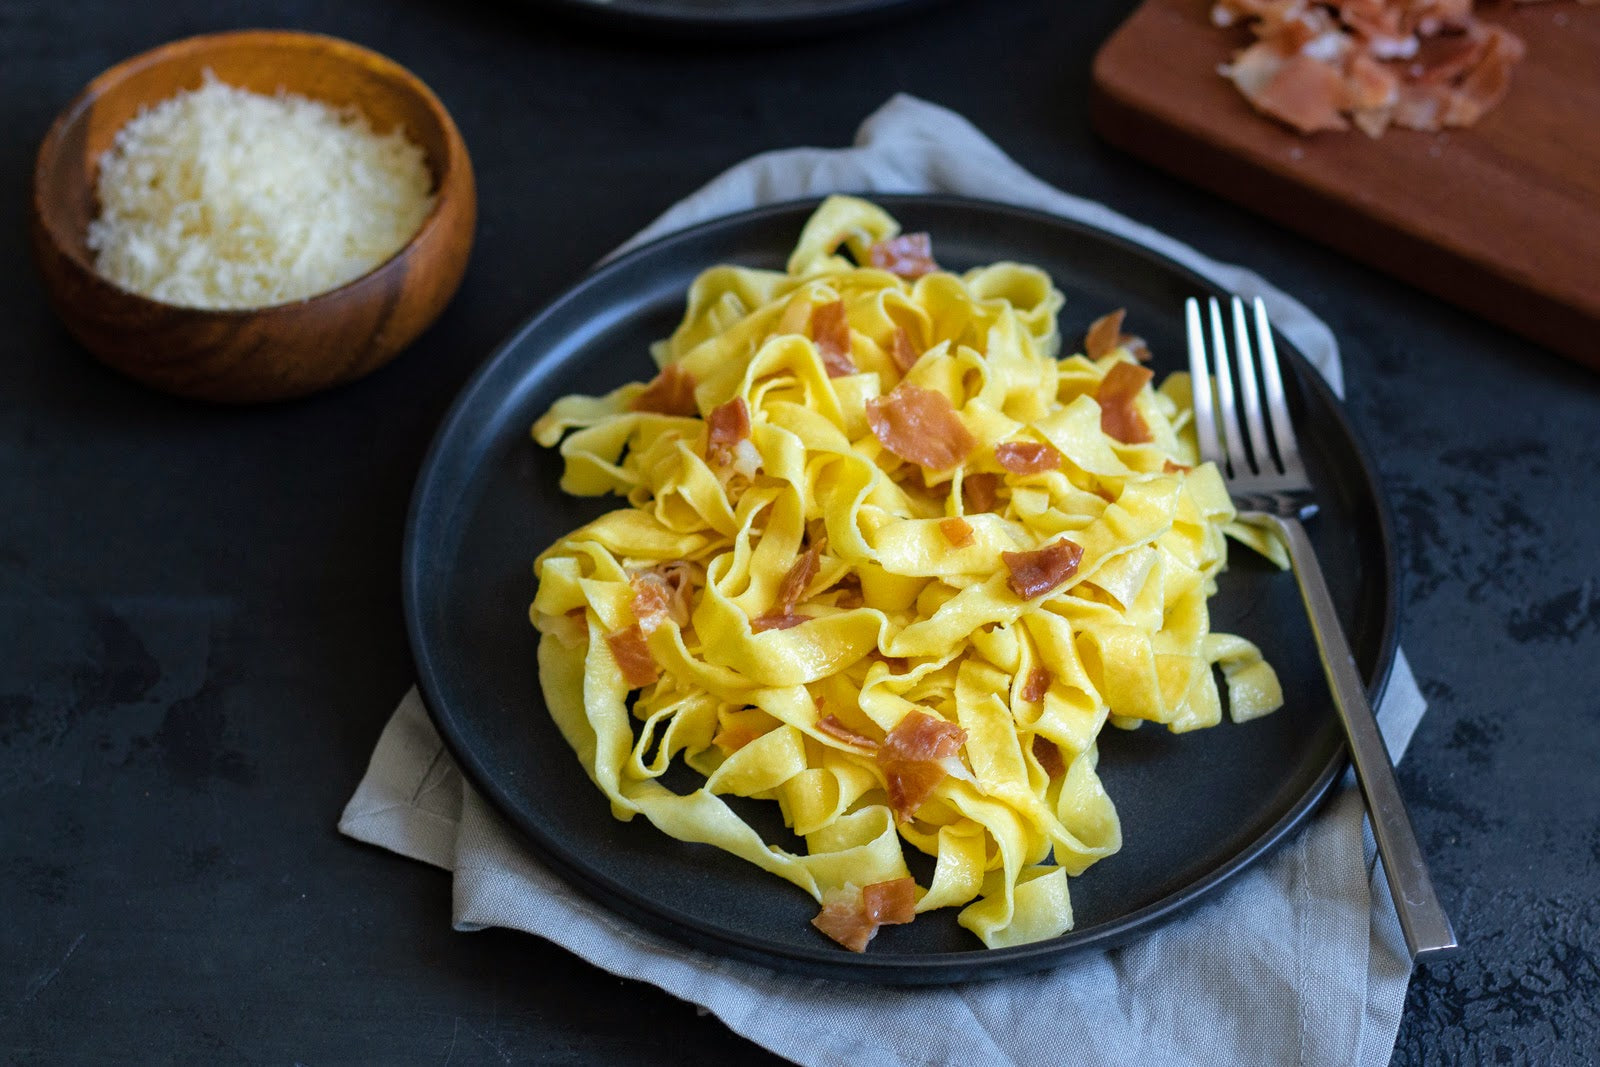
528, 196, 1282, 952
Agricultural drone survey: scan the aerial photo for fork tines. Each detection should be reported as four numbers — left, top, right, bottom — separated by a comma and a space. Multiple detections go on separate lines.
1185, 295, 1304, 486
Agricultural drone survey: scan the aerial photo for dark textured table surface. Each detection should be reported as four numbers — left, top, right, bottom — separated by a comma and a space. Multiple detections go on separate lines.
3, 1, 1598, 1063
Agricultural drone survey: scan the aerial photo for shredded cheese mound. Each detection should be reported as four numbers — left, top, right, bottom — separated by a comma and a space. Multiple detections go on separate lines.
87, 73, 436, 310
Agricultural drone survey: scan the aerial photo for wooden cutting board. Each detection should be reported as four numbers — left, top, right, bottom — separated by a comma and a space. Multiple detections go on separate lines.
1090, 0, 1600, 368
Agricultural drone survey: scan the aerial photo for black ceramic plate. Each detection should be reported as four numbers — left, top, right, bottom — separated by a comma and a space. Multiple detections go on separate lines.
533, 0, 949, 37
404, 195, 1398, 984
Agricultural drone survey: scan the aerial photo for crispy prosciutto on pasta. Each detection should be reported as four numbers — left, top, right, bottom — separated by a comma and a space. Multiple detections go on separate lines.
866, 382, 976, 471
868, 233, 939, 280
530, 196, 1281, 952
812, 877, 919, 952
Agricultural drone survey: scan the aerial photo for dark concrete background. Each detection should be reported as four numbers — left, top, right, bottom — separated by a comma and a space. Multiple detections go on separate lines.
2, 0, 1597, 1062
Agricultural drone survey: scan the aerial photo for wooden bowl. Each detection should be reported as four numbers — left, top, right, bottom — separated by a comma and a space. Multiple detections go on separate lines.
30, 30, 476, 403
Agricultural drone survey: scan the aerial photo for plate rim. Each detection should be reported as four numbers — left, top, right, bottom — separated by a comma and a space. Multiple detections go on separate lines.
402, 192, 1400, 983
527, 0, 947, 35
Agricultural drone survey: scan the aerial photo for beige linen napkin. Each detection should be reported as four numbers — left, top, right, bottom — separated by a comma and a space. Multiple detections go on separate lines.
342, 95, 1422, 1067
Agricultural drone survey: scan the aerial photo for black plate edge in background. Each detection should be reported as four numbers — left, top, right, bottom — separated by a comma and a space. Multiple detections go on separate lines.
401, 193, 1401, 984
517, 0, 957, 40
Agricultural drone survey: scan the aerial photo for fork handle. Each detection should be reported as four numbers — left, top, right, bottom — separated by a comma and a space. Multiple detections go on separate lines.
1267, 515, 1459, 964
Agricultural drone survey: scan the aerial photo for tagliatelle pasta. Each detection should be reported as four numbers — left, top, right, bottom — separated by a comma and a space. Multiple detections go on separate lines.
528, 196, 1283, 952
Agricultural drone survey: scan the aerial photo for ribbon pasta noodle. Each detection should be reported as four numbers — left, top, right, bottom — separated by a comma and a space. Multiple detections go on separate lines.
529, 196, 1282, 952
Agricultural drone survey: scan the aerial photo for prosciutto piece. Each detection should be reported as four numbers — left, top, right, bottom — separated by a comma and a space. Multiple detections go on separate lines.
1216, 0, 1533, 137
1097, 360, 1155, 445
817, 714, 879, 751
866, 383, 976, 471
705, 396, 751, 468
882, 710, 967, 762
939, 516, 976, 548
604, 624, 660, 688
862, 877, 918, 925
1021, 666, 1052, 703
868, 233, 939, 279
630, 364, 698, 416
630, 562, 693, 632
1002, 540, 1085, 600
812, 300, 857, 378
888, 326, 921, 374
713, 719, 768, 753
811, 891, 877, 952
775, 543, 822, 614
880, 758, 950, 823
995, 441, 1063, 474
751, 612, 810, 633
963, 472, 1001, 514
811, 876, 919, 952
1230, 48, 1352, 133
877, 710, 969, 823
1032, 735, 1067, 779
1085, 308, 1153, 362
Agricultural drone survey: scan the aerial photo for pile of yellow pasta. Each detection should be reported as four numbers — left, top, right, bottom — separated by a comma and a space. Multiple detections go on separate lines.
529, 196, 1282, 951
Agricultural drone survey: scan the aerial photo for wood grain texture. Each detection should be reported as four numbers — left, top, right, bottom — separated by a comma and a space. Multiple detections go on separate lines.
1090, 0, 1600, 369
29, 30, 476, 403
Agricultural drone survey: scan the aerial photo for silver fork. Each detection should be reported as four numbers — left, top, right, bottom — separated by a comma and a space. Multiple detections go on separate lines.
1186, 295, 1458, 964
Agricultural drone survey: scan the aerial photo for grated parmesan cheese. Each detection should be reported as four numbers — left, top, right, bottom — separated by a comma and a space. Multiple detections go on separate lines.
87, 73, 435, 310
